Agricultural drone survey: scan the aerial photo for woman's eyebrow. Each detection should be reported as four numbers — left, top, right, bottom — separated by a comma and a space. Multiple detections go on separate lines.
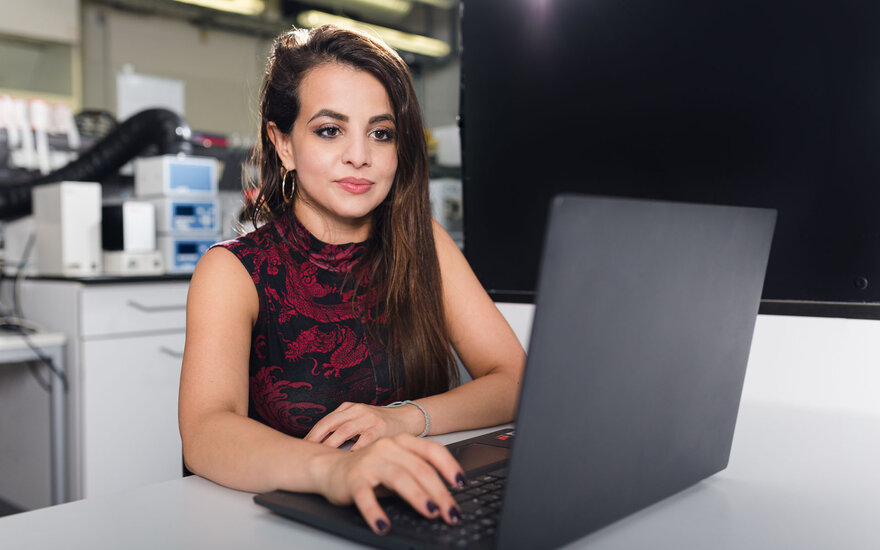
369, 114, 395, 125
307, 109, 395, 125
309, 109, 347, 122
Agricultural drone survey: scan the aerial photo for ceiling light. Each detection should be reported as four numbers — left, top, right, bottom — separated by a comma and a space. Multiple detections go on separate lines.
171, 0, 265, 16
410, 0, 457, 8
298, 0, 412, 18
347, 0, 412, 16
296, 10, 451, 58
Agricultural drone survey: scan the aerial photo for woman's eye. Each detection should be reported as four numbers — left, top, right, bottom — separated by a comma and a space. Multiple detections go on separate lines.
316, 126, 340, 138
371, 129, 394, 142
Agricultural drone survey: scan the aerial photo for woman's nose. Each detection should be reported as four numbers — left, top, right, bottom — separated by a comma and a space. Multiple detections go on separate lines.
341, 136, 371, 168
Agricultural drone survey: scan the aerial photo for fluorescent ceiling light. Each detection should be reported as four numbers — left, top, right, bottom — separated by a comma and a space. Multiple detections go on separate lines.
172, 0, 265, 15
297, 10, 451, 58
349, 0, 412, 16
410, 0, 457, 7
296, 0, 411, 18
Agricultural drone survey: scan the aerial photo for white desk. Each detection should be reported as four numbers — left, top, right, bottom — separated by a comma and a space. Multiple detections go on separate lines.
1, 397, 878, 550
0, 332, 67, 505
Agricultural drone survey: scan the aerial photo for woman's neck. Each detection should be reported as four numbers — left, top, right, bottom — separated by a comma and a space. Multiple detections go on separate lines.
293, 200, 373, 244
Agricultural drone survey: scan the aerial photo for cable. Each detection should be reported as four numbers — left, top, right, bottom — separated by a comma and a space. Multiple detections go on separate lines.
13, 231, 35, 318
0, 194, 66, 392
27, 358, 52, 392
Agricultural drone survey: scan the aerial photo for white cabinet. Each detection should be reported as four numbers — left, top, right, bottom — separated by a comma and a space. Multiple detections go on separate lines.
12, 279, 189, 503
80, 332, 185, 497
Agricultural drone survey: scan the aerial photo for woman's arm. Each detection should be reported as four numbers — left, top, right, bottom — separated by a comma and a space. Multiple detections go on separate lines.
305, 220, 526, 446
405, 220, 526, 432
178, 247, 465, 534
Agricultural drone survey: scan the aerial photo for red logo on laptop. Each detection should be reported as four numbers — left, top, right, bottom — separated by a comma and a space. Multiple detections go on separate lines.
495, 430, 515, 441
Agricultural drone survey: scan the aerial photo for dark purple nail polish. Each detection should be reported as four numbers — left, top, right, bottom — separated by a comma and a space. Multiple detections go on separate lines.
455, 473, 466, 488
427, 500, 439, 514
449, 507, 461, 524
375, 519, 389, 534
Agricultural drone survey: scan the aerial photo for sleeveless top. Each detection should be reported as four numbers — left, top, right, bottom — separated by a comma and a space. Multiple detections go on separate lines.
213, 215, 404, 438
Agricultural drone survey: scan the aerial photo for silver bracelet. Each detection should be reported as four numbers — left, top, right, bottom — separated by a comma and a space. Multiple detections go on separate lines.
385, 400, 431, 437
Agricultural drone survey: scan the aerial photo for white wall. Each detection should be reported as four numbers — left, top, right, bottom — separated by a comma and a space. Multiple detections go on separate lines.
421, 57, 460, 129
421, 8, 460, 128
0, 0, 79, 43
79, 2, 462, 137
496, 303, 880, 418
0, 0, 81, 107
81, 3, 271, 136
744, 314, 880, 416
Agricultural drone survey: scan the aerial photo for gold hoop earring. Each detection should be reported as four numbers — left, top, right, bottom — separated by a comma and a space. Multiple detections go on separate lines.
280, 167, 295, 204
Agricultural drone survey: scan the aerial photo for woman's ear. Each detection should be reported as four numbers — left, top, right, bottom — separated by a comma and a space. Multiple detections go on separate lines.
266, 121, 296, 171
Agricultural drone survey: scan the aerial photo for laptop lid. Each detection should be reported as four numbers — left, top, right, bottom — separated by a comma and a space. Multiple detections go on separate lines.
496, 194, 775, 549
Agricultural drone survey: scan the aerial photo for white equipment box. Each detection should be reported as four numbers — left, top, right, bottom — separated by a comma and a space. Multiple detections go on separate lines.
150, 197, 220, 234
33, 181, 102, 276
157, 234, 219, 273
134, 155, 218, 197
102, 250, 164, 276
102, 201, 157, 252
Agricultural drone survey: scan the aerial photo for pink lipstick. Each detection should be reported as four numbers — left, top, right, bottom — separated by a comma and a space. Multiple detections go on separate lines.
336, 177, 373, 194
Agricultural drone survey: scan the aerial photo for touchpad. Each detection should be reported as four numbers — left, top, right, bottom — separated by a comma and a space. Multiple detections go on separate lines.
451, 443, 510, 472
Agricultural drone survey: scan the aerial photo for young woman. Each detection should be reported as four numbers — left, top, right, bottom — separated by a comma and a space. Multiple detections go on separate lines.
178, 25, 525, 536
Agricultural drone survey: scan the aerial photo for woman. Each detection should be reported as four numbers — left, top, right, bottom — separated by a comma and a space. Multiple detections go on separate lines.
178, 25, 525, 536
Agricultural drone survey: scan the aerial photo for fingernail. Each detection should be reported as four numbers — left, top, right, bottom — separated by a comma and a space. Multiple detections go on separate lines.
449, 507, 461, 524
427, 500, 439, 514
375, 519, 389, 534
455, 473, 466, 488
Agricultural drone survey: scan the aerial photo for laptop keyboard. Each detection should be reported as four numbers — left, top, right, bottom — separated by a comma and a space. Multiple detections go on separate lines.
383, 470, 506, 548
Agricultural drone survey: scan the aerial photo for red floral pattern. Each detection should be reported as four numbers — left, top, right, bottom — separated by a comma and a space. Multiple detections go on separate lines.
213, 216, 402, 437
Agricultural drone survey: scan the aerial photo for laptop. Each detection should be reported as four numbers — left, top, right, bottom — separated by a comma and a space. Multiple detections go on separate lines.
255, 194, 776, 550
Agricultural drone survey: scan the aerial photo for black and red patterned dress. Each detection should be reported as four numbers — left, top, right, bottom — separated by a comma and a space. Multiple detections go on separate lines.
214, 215, 403, 438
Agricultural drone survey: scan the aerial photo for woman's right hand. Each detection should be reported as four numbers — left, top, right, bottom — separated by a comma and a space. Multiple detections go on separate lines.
312, 433, 467, 535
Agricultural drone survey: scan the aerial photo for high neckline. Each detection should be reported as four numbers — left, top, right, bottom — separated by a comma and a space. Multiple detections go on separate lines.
276, 215, 370, 273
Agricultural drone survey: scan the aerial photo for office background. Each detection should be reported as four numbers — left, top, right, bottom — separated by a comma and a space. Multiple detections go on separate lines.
0, 0, 464, 514
1, 0, 879, 528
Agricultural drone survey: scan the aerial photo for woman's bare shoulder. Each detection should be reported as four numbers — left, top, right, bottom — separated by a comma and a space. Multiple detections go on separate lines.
188, 246, 259, 321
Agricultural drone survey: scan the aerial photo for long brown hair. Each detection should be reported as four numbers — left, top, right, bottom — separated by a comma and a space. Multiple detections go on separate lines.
246, 25, 459, 398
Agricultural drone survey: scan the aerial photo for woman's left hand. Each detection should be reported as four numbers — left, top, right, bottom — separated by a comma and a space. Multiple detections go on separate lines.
304, 402, 424, 450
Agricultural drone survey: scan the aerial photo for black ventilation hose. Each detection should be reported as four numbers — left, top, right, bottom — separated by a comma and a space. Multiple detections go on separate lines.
0, 108, 192, 220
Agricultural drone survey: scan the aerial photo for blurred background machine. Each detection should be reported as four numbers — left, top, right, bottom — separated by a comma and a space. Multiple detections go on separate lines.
101, 200, 163, 276
135, 154, 221, 274
33, 182, 102, 277
0, 107, 235, 276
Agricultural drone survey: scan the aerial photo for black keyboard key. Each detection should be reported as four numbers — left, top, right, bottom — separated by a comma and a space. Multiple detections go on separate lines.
381, 474, 507, 548
459, 499, 484, 514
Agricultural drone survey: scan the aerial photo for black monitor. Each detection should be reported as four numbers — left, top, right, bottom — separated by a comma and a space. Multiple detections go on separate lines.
460, 0, 880, 312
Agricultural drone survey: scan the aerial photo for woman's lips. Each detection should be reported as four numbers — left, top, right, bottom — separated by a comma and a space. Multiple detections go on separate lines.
336, 177, 373, 194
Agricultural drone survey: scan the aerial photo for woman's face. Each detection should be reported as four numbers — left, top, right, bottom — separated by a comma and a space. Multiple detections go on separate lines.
272, 62, 398, 244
